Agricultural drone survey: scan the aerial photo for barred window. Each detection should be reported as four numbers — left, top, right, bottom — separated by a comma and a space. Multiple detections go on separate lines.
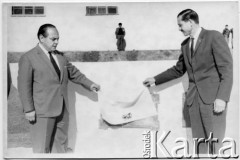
35, 6, 44, 15
12, 6, 23, 15
98, 6, 106, 15
107, 6, 117, 14
86, 6, 118, 16
24, 6, 33, 15
12, 6, 45, 16
86, 6, 97, 15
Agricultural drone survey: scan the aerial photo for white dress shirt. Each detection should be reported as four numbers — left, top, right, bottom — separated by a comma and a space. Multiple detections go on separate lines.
189, 27, 202, 50
39, 43, 60, 68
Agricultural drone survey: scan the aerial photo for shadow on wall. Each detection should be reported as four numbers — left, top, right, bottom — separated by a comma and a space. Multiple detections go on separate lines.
149, 73, 192, 148
67, 82, 98, 151
150, 73, 191, 127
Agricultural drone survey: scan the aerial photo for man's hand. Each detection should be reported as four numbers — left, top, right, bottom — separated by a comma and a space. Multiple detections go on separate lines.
90, 83, 101, 92
143, 77, 156, 87
214, 99, 227, 113
25, 110, 36, 122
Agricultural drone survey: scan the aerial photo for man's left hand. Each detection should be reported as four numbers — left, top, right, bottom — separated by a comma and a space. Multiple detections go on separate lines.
214, 99, 227, 113
90, 83, 101, 92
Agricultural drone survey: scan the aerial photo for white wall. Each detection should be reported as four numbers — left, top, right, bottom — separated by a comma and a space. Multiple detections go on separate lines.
4, 2, 238, 52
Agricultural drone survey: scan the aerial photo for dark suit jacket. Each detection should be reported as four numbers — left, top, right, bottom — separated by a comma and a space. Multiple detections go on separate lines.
154, 28, 233, 105
115, 27, 125, 38
18, 45, 94, 117
8, 63, 12, 97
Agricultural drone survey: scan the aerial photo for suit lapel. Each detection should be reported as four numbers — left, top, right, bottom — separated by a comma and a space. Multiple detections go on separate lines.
36, 45, 59, 81
181, 29, 206, 67
183, 37, 192, 66
192, 28, 206, 57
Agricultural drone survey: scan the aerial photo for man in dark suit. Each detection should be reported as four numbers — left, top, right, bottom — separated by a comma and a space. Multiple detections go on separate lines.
18, 24, 101, 153
115, 23, 126, 51
222, 24, 230, 44
7, 63, 12, 97
143, 9, 233, 155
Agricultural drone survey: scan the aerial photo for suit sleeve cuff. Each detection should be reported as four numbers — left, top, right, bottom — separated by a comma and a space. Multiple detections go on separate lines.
24, 108, 35, 113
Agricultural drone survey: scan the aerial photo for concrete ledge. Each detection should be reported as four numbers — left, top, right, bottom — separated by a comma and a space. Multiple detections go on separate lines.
8, 50, 181, 63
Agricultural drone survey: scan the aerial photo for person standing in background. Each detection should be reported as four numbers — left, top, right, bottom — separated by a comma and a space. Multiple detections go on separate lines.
222, 24, 230, 45
230, 28, 233, 49
115, 23, 126, 51
7, 63, 12, 97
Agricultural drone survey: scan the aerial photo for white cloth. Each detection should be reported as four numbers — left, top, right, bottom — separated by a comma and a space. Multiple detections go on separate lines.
100, 89, 157, 125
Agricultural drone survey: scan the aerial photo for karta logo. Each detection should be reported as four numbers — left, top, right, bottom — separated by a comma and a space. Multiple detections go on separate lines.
142, 130, 239, 159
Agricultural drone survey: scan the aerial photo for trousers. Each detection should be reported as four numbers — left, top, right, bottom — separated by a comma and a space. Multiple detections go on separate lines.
116, 35, 126, 51
188, 91, 227, 155
30, 103, 69, 153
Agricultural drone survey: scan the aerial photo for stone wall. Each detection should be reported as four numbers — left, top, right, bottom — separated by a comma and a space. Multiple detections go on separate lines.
8, 50, 181, 63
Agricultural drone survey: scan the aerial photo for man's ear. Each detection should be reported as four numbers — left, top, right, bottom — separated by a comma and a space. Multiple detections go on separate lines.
39, 34, 44, 42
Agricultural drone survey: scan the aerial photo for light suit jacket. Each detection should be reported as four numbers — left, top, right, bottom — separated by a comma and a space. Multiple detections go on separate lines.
18, 45, 94, 117
154, 28, 233, 105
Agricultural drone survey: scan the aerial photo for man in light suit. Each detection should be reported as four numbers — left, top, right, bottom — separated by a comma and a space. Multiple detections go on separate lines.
18, 24, 100, 153
143, 9, 233, 155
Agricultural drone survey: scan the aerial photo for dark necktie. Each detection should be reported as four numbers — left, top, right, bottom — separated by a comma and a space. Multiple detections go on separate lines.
48, 51, 61, 80
190, 38, 194, 58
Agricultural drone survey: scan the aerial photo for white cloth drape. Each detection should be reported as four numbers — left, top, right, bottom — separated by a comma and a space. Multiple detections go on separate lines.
101, 89, 157, 125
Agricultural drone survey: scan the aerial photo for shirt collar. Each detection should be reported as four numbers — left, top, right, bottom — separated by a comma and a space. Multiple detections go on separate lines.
38, 43, 49, 55
190, 27, 202, 40
39, 43, 58, 56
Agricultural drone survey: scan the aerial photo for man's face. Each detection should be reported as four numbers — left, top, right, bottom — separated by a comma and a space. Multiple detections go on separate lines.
40, 27, 59, 52
177, 16, 192, 36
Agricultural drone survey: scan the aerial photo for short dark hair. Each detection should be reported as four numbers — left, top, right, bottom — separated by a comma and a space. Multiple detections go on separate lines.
177, 9, 199, 24
37, 24, 56, 40
118, 23, 122, 26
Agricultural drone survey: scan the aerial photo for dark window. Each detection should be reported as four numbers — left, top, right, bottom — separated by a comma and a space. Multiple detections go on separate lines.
12, 6, 45, 16
25, 6, 33, 15
107, 6, 117, 14
86, 6, 118, 16
12, 6, 23, 15
98, 6, 106, 15
86, 7, 97, 15
35, 6, 44, 14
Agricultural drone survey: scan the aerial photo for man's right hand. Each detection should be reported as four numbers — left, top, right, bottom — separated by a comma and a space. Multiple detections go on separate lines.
143, 77, 156, 87
25, 111, 36, 122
